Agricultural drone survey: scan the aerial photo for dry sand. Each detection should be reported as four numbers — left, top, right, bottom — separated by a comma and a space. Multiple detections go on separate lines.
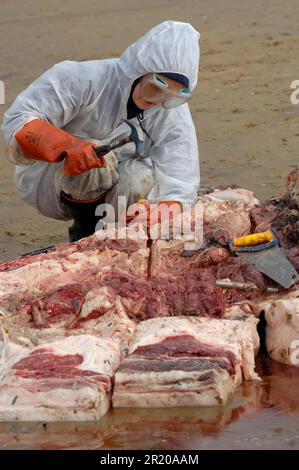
0, 0, 298, 261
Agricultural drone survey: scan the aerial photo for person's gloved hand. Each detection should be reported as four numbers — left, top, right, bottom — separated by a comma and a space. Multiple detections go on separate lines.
62, 140, 107, 175
126, 199, 182, 228
126, 199, 150, 225
15, 119, 106, 174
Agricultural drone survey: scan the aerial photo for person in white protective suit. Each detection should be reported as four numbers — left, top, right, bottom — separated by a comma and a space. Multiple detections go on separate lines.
1, 21, 200, 241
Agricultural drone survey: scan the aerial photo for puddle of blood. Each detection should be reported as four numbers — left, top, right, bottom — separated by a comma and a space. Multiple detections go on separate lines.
0, 355, 298, 450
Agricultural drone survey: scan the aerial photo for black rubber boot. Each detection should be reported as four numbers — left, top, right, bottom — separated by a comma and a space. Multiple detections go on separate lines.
60, 192, 106, 242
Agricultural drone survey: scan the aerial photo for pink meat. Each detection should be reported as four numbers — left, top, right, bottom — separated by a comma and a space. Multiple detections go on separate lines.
12, 349, 110, 386
19, 268, 225, 329
0, 234, 144, 273
131, 334, 236, 373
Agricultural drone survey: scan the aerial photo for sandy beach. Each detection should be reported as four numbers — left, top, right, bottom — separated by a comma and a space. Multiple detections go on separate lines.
0, 0, 298, 260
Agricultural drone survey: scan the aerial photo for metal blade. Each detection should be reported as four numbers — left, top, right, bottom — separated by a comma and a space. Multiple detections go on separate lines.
240, 246, 299, 289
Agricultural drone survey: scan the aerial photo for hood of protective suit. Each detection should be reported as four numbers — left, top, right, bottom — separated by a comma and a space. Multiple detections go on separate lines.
117, 21, 200, 101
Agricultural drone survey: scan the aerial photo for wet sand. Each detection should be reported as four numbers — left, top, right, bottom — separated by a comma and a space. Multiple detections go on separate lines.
0, 0, 298, 260
0, 0, 298, 450
0, 356, 298, 450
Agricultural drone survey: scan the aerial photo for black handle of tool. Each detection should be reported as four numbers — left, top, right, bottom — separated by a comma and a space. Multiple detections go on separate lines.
93, 136, 131, 157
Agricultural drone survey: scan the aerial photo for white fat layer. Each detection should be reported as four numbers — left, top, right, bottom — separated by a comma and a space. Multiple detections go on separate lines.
113, 377, 233, 408
128, 317, 259, 381
265, 297, 299, 366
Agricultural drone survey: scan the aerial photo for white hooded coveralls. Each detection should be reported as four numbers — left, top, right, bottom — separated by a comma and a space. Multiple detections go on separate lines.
1, 21, 200, 220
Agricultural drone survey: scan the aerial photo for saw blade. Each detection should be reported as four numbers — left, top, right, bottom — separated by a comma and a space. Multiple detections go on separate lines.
240, 245, 299, 289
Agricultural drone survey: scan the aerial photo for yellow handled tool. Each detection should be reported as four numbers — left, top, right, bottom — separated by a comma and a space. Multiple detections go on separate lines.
232, 231, 274, 247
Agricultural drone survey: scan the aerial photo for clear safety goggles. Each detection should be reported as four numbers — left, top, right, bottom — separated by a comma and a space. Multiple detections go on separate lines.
140, 73, 192, 109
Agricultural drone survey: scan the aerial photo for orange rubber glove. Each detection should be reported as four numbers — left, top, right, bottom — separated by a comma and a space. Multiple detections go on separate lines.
126, 199, 182, 227
15, 119, 106, 175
